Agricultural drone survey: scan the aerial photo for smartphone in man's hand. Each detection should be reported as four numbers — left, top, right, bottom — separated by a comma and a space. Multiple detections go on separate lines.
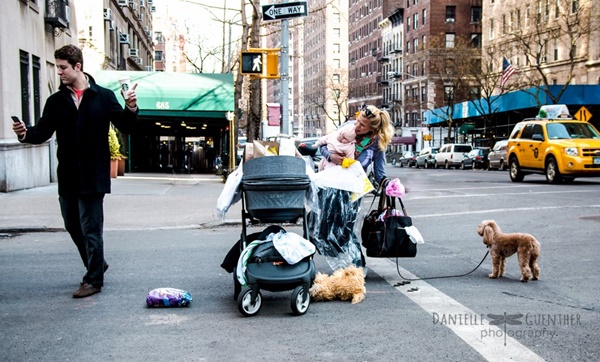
11, 116, 22, 124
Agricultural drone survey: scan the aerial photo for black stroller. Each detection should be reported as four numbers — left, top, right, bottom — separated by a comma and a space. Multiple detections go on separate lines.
234, 156, 315, 316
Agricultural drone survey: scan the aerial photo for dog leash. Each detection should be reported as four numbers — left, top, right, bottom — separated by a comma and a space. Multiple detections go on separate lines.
393, 250, 489, 282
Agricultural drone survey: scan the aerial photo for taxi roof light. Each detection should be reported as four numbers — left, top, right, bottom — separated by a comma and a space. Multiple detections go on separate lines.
537, 105, 572, 120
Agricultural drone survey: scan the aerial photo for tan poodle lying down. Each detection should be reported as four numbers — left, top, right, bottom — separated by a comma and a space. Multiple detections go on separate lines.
476, 220, 541, 282
309, 265, 366, 304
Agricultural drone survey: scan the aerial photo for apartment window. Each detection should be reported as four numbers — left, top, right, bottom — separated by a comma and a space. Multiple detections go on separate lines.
413, 62, 418, 76
155, 50, 163, 61
446, 6, 456, 22
333, 28, 340, 38
444, 86, 455, 101
445, 33, 455, 48
470, 87, 480, 100
471, 6, 481, 23
413, 13, 418, 29
509, 11, 514, 32
406, 41, 411, 54
471, 33, 481, 48
421, 60, 426, 76
421, 86, 426, 102
570, 44, 577, 59
490, 19, 495, 39
502, 14, 507, 35
333, 43, 340, 53
422, 9, 426, 25
525, 7, 530, 27
32, 55, 41, 122
412, 88, 418, 101
19, 50, 30, 125
572, 0, 578, 13
407, 16, 411, 32
333, 12, 340, 22
516, 10, 521, 28
334, 58, 340, 68
413, 38, 418, 53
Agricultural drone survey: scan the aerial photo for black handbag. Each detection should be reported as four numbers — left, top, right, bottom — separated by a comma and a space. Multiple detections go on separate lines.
361, 188, 417, 258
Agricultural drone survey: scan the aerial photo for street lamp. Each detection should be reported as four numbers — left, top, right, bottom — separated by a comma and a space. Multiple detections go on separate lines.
226, 111, 235, 171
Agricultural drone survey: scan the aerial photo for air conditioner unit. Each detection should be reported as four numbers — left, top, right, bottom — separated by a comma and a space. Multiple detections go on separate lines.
137, 13, 144, 21
130, 2, 138, 11
145, 66, 153, 72
103, 8, 112, 21
148, 0, 153, 4
129, 48, 139, 58
140, 0, 146, 7
150, 6, 156, 12
137, 58, 143, 65
117, 0, 127, 6
146, 30, 152, 38
447, 18, 455, 23
119, 33, 130, 44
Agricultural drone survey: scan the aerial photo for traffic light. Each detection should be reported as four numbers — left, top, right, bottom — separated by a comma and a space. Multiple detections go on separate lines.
266, 53, 279, 77
240, 51, 263, 75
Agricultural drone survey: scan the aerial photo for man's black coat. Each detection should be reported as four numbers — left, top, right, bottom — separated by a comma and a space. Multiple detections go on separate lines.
21, 73, 140, 197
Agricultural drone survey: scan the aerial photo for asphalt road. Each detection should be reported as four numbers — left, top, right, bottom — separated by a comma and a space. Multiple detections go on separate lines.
1, 166, 599, 361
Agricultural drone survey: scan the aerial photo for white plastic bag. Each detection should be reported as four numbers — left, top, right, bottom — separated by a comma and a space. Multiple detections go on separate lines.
312, 161, 374, 200
272, 231, 316, 265
215, 164, 243, 221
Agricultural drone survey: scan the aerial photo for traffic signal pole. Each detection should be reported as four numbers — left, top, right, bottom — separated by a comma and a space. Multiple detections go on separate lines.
280, 3, 290, 135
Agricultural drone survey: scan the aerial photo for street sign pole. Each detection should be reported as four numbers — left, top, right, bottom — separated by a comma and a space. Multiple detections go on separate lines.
281, 0, 290, 135
262, 1, 308, 136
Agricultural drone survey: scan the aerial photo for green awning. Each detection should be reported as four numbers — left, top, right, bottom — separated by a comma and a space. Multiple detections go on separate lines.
92, 70, 234, 118
459, 124, 475, 134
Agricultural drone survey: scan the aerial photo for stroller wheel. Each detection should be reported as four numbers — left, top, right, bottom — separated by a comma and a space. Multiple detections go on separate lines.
238, 287, 262, 316
290, 285, 310, 316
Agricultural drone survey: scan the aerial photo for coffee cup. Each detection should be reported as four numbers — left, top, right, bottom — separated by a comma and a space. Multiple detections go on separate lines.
119, 76, 131, 96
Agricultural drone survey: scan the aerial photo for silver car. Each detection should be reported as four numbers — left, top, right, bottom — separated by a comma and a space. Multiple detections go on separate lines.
488, 140, 508, 171
415, 147, 439, 168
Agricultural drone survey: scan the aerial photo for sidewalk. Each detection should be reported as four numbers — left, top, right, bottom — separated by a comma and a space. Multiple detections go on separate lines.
0, 173, 241, 232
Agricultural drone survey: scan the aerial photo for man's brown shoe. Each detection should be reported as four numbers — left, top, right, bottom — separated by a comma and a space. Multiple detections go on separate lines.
73, 284, 102, 298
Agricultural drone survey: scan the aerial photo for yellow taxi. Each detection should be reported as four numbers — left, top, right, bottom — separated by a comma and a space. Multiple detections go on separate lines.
507, 105, 600, 183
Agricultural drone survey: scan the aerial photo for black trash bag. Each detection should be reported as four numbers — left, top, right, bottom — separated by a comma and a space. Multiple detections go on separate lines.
308, 188, 363, 270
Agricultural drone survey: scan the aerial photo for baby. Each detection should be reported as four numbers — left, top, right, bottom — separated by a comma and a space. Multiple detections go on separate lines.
314, 127, 356, 171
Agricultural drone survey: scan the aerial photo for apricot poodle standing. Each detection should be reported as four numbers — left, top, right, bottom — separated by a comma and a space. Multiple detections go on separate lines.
476, 220, 541, 282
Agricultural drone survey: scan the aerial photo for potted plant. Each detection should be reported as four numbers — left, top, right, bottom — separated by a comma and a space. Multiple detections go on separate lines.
108, 127, 122, 178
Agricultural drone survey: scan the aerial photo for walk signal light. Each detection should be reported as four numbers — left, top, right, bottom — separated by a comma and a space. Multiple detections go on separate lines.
240, 51, 263, 75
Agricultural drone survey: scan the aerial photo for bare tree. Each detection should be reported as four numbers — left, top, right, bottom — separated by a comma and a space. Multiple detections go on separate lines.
304, 68, 349, 129
498, 0, 599, 105
427, 35, 475, 143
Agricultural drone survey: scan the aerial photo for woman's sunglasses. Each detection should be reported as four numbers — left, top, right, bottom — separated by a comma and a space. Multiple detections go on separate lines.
363, 107, 377, 119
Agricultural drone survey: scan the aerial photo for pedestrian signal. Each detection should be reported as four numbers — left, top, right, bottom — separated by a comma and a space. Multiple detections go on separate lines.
240, 51, 263, 75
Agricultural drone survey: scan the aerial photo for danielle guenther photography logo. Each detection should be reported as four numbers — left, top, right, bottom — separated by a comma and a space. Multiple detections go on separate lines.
433, 312, 581, 346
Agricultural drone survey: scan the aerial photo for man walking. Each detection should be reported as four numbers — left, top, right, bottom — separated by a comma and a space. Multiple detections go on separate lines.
12, 45, 140, 298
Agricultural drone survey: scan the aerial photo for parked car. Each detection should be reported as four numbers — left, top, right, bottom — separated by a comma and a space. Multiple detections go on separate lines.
415, 147, 439, 168
507, 104, 600, 184
460, 147, 491, 170
434, 143, 473, 169
488, 140, 508, 170
398, 151, 417, 167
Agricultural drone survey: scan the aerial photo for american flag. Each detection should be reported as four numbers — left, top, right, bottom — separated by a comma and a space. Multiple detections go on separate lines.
501, 57, 516, 88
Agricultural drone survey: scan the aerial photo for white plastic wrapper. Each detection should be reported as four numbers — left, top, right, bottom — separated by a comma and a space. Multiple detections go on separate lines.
272, 231, 316, 265
215, 163, 243, 221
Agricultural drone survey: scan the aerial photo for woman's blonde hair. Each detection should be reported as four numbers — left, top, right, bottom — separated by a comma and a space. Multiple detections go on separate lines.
361, 105, 394, 151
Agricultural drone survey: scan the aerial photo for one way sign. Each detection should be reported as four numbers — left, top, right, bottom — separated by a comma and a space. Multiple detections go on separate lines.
262, 1, 309, 22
